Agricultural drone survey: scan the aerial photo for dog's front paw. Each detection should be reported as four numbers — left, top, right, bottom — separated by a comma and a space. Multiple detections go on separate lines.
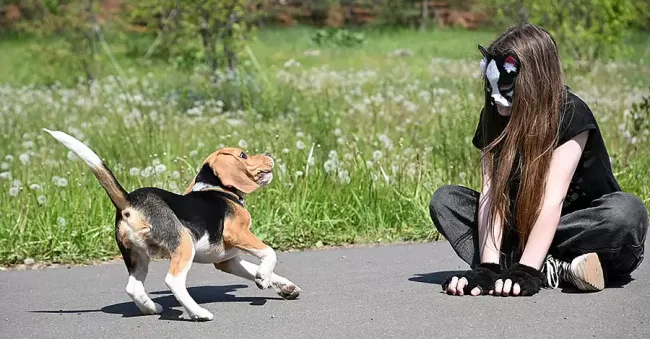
255, 271, 272, 290
277, 283, 302, 300
188, 307, 214, 321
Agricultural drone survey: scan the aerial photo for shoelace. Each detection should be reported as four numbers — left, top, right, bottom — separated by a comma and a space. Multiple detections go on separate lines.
543, 255, 573, 289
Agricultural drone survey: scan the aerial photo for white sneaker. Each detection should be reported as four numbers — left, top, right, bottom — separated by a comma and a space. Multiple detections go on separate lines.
542, 253, 605, 291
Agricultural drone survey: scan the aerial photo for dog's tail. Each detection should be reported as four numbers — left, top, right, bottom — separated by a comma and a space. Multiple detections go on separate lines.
43, 129, 129, 210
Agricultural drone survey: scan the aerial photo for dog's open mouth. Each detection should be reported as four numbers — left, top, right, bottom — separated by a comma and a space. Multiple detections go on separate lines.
258, 171, 273, 186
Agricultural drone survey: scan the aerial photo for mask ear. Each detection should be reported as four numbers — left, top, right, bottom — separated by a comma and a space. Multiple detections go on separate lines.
210, 153, 260, 194
478, 45, 490, 59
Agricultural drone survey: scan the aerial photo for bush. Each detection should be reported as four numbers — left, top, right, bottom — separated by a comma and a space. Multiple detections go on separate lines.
310, 28, 365, 48
487, 0, 649, 62
12, 0, 100, 84
122, 0, 255, 74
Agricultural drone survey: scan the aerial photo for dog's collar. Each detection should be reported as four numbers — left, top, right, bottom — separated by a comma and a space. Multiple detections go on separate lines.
192, 182, 245, 206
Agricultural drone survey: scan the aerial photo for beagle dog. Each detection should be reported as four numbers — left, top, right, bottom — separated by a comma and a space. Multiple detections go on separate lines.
43, 129, 301, 321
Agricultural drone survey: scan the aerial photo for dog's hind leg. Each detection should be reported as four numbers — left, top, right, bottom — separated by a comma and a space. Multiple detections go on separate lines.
214, 256, 302, 300
164, 228, 213, 321
125, 252, 163, 315
117, 222, 162, 315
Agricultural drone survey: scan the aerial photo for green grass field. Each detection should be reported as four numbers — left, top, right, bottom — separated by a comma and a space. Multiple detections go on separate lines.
1, 26, 649, 266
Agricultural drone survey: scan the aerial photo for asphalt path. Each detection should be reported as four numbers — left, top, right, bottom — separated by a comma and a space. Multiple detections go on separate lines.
1, 240, 648, 339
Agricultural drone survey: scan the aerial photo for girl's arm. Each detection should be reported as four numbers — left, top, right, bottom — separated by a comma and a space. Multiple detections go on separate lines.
518, 130, 590, 270
478, 152, 503, 264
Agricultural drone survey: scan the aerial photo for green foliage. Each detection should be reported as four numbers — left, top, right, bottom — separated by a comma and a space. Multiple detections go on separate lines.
122, 0, 255, 73
487, 0, 650, 62
12, 0, 100, 84
0, 27, 649, 265
310, 28, 365, 47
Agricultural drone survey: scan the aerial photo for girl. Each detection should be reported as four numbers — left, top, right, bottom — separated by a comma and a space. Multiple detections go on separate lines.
429, 23, 648, 297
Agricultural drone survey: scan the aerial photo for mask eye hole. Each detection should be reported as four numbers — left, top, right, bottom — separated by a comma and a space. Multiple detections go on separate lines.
239, 152, 248, 159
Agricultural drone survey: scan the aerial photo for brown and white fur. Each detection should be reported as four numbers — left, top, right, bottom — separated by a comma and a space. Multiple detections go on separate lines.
43, 129, 301, 321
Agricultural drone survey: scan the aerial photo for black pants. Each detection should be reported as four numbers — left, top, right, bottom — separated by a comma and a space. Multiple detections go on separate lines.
429, 185, 648, 284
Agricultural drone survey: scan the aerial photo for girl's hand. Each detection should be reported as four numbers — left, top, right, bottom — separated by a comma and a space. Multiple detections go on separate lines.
441, 262, 501, 296
490, 263, 544, 296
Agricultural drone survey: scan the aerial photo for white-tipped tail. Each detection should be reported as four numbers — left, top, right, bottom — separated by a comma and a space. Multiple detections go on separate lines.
43, 128, 129, 210
43, 129, 103, 168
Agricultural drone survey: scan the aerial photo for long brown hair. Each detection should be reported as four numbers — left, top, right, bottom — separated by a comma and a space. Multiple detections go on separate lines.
479, 23, 567, 250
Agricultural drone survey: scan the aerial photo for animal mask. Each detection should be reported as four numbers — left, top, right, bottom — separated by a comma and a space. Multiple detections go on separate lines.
479, 45, 520, 108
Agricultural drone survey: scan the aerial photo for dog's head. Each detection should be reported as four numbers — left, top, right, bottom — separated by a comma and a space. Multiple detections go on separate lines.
184, 147, 274, 196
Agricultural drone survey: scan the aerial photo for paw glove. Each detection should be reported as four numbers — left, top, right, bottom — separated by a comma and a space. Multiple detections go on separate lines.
495, 263, 545, 296
441, 262, 502, 295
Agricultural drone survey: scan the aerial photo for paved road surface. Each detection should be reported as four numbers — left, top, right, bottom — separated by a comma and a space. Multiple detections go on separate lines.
1, 240, 648, 339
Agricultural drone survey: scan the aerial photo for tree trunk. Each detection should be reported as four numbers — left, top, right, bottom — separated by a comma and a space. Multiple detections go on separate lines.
199, 9, 217, 75
420, 0, 429, 31
85, 0, 97, 83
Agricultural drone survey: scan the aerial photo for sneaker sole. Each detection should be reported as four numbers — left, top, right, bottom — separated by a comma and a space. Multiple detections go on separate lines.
570, 253, 605, 291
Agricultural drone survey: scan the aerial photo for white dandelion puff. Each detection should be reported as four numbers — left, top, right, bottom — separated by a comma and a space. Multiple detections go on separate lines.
8, 187, 19, 197
373, 150, 382, 161
57, 217, 67, 226
29, 184, 40, 191
37, 195, 46, 205
155, 164, 167, 174
1, 162, 8, 170
4, 155, 14, 162
238, 140, 248, 149
19, 153, 30, 164
129, 167, 141, 176
55, 178, 68, 187
141, 166, 153, 178
324, 159, 337, 174
0, 171, 11, 180
337, 169, 351, 184
172, 171, 180, 179
296, 140, 305, 150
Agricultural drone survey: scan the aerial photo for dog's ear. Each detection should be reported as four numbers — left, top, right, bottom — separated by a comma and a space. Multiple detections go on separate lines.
209, 152, 261, 194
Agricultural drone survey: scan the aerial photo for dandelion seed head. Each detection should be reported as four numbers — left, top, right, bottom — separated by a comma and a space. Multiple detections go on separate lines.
296, 140, 305, 150
155, 164, 167, 174
8, 187, 19, 197
19, 153, 30, 164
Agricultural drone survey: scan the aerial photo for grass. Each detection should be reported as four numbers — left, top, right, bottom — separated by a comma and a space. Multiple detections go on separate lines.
0, 26, 649, 265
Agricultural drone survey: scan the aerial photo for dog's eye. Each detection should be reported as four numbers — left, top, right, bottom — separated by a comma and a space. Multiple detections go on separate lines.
239, 152, 248, 159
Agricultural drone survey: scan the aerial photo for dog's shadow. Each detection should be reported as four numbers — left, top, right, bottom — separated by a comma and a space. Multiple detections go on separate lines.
409, 270, 464, 285
31, 284, 284, 322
